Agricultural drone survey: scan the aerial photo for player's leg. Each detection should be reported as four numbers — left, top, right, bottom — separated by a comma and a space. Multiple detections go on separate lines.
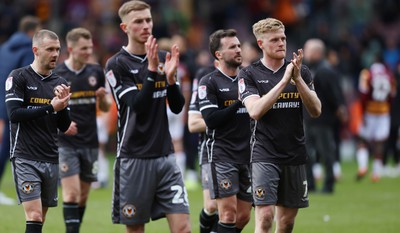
252, 162, 280, 232
78, 180, 91, 222
216, 195, 238, 232
78, 148, 99, 223
166, 213, 191, 233
200, 189, 218, 233
235, 164, 253, 232
274, 206, 298, 233
126, 224, 145, 233
156, 154, 190, 233
22, 199, 44, 233
254, 205, 275, 233
275, 165, 309, 233
235, 199, 252, 232
59, 147, 82, 233
61, 175, 81, 232
371, 114, 390, 182
200, 164, 218, 233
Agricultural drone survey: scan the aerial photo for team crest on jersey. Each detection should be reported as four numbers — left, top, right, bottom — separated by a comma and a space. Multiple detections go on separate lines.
238, 78, 245, 93
106, 70, 117, 88
220, 178, 232, 190
5, 77, 13, 91
198, 85, 207, 99
254, 187, 266, 200
60, 163, 69, 173
21, 182, 34, 194
122, 204, 136, 218
157, 63, 165, 75
88, 76, 97, 86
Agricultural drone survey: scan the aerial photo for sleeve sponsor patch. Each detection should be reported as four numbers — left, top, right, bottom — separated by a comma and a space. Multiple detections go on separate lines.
238, 78, 245, 94
198, 85, 207, 99
106, 70, 117, 88
5, 77, 13, 91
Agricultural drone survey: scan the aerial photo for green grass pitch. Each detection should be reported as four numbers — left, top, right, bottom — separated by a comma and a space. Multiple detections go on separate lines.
1, 156, 399, 232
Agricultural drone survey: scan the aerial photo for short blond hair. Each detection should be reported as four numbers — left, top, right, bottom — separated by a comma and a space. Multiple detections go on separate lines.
252, 18, 285, 39
118, 0, 150, 22
66, 27, 92, 46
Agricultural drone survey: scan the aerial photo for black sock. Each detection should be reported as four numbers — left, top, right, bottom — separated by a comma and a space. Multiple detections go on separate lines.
63, 202, 80, 233
199, 208, 218, 233
218, 222, 236, 233
78, 206, 86, 223
25, 221, 42, 233
236, 227, 243, 233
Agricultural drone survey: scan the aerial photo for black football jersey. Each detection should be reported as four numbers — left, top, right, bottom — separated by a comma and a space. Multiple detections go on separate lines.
198, 69, 251, 164
239, 60, 314, 165
5, 65, 69, 163
105, 47, 178, 158
188, 66, 215, 165
55, 62, 106, 148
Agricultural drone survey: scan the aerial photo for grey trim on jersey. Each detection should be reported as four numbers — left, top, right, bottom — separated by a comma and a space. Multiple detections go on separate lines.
10, 123, 21, 159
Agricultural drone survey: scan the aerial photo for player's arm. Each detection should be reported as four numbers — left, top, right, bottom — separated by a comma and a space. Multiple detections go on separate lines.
291, 49, 321, 118
188, 111, 206, 133
167, 83, 185, 114
96, 87, 112, 112
243, 64, 294, 120
6, 100, 55, 122
164, 42, 185, 114
201, 101, 242, 129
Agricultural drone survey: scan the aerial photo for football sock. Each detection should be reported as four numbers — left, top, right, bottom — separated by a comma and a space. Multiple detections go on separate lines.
25, 221, 42, 233
356, 147, 369, 172
200, 208, 218, 233
218, 222, 236, 233
63, 202, 80, 233
372, 159, 383, 177
79, 206, 86, 223
236, 227, 243, 232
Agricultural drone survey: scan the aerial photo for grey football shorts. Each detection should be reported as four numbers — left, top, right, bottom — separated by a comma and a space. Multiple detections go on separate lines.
208, 162, 252, 202
252, 162, 309, 208
112, 154, 190, 225
59, 147, 99, 182
11, 157, 58, 207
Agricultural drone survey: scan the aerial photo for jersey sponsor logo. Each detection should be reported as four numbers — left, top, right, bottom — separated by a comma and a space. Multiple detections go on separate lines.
257, 80, 269, 84
130, 69, 139, 74
272, 101, 300, 109
254, 187, 266, 200
5, 77, 13, 91
278, 92, 300, 99
153, 89, 167, 99
122, 204, 136, 218
71, 90, 96, 98
224, 100, 236, 106
198, 85, 207, 99
106, 70, 117, 88
88, 76, 97, 86
21, 182, 34, 194
30, 97, 51, 105
220, 178, 232, 190
238, 78, 245, 93
27, 86, 38, 90
236, 107, 248, 114
219, 88, 230, 92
